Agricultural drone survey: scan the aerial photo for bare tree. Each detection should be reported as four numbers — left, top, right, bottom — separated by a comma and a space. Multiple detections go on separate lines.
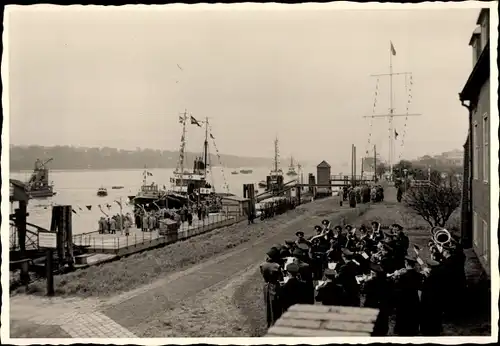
403, 181, 461, 227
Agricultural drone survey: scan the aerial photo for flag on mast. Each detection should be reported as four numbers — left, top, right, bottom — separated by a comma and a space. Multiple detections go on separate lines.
190, 115, 202, 127
390, 41, 397, 56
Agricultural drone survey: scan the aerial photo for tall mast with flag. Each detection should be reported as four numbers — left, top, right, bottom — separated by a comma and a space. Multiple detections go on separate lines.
363, 40, 422, 179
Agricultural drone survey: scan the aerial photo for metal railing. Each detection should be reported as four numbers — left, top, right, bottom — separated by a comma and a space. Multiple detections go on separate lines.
71, 209, 246, 255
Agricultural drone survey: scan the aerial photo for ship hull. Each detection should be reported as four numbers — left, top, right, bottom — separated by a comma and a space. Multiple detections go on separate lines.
28, 189, 56, 199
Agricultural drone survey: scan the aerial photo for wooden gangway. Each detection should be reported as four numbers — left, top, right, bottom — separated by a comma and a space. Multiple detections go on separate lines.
265, 304, 379, 337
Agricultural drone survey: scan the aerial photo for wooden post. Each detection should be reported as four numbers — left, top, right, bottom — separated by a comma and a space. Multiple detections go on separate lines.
65, 206, 74, 270
374, 145, 378, 183
46, 249, 54, 296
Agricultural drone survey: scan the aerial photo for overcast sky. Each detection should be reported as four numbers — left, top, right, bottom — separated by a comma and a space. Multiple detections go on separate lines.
7, 5, 482, 164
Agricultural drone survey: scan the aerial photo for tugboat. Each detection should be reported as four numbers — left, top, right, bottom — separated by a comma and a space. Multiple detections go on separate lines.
25, 158, 57, 199
286, 156, 298, 177
97, 187, 108, 197
265, 137, 284, 192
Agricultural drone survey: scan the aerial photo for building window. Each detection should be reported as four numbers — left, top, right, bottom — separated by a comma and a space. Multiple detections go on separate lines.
482, 219, 489, 265
473, 121, 479, 180
473, 211, 479, 248
483, 113, 489, 183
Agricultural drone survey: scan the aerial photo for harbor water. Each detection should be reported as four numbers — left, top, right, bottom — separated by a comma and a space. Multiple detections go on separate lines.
9, 165, 332, 236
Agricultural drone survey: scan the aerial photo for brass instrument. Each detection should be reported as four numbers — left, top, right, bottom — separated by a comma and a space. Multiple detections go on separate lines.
429, 226, 452, 252
386, 268, 407, 279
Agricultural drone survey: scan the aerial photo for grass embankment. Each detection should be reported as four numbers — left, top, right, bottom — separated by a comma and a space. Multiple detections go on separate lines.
13, 197, 359, 299
234, 201, 489, 337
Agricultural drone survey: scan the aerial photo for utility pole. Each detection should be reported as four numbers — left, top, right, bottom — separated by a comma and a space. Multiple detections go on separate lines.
374, 144, 378, 183
364, 42, 422, 180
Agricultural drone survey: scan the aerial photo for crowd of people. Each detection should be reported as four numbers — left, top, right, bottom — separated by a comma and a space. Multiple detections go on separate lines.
96, 199, 223, 235
342, 184, 385, 207
260, 220, 466, 336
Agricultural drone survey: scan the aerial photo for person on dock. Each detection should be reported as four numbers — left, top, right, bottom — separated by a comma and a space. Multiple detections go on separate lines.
148, 213, 156, 232
124, 218, 131, 236
142, 212, 149, 232
98, 217, 105, 234
109, 217, 117, 234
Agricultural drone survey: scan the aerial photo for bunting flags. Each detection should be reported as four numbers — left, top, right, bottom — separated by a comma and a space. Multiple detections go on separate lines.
390, 41, 397, 56
394, 129, 399, 139
179, 115, 184, 124
190, 115, 202, 127
86, 205, 92, 211
210, 133, 215, 140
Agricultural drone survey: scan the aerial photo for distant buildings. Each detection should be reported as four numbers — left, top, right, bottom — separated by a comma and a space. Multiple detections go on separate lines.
459, 9, 490, 276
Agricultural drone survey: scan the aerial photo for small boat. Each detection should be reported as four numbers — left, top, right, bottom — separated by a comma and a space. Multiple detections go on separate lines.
231, 171, 239, 175
97, 187, 108, 197
258, 180, 267, 188
240, 169, 253, 174
111, 186, 124, 190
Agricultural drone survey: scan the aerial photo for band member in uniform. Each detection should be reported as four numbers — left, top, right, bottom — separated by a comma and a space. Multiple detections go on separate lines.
315, 269, 344, 306
292, 247, 314, 304
336, 248, 361, 307
392, 255, 423, 336
362, 262, 392, 336
284, 240, 296, 252
310, 225, 323, 240
295, 231, 310, 247
419, 258, 444, 336
281, 263, 309, 311
260, 247, 284, 328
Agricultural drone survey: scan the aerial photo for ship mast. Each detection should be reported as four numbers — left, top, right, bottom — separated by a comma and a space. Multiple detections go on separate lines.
203, 117, 209, 175
176, 109, 189, 189
274, 137, 279, 172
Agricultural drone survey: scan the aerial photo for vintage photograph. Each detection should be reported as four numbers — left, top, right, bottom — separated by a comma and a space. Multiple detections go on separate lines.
2, 2, 497, 342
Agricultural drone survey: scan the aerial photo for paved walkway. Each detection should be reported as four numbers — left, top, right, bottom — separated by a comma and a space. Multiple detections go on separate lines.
9, 296, 136, 338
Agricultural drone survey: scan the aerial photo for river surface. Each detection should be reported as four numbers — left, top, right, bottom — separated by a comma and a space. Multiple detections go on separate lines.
10, 165, 342, 235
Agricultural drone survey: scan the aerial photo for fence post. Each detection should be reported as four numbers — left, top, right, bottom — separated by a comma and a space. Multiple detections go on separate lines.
93, 238, 96, 251
102, 237, 104, 250
118, 237, 120, 250
135, 233, 137, 247
46, 249, 55, 297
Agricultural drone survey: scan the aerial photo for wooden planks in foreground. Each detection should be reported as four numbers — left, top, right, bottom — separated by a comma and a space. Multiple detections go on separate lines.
266, 304, 379, 337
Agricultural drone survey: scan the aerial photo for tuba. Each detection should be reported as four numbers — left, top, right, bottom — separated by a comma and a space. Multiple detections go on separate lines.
429, 226, 452, 252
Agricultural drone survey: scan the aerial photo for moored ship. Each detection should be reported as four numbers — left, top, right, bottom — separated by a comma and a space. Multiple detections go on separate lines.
25, 158, 57, 199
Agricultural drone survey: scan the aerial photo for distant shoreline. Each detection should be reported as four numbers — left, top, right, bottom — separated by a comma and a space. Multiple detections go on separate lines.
9, 166, 228, 174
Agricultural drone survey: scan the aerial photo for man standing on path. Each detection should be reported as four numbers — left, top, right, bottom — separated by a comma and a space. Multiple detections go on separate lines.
260, 248, 284, 328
